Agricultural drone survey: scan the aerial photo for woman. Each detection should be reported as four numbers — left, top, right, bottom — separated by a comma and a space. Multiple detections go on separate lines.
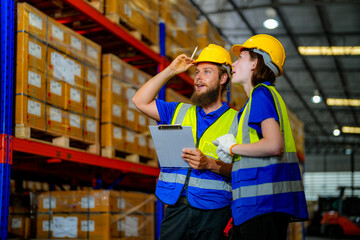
214, 34, 309, 239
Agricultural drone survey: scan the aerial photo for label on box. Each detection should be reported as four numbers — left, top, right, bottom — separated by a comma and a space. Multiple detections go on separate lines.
125, 216, 139, 237
112, 61, 121, 73
27, 99, 41, 116
126, 88, 136, 109
81, 197, 95, 209
43, 197, 56, 208
112, 80, 121, 95
42, 220, 54, 231
50, 107, 62, 123
139, 115, 146, 126
28, 70, 41, 88
177, 13, 187, 30
113, 127, 122, 140
125, 68, 134, 80
87, 45, 98, 60
86, 119, 96, 133
11, 217, 21, 229
73, 62, 81, 77
81, 220, 95, 232
29, 12, 42, 30
126, 109, 134, 121
87, 69, 97, 84
52, 25, 64, 41
117, 220, 124, 231
112, 104, 121, 117
71, 36, 82, 51
53, 217, 78, 238
126, 131, 134, 143
138, 75, 146, 85
139, 136, 146, 146
124, 3, 132, 17
50, 79, 62, 96
29, 41, 42, 59
70, 114, 81, 128
118, 198, 125, 209
51, 51, 63, 80
70, 88, 81, 102
87, 94, 96, 109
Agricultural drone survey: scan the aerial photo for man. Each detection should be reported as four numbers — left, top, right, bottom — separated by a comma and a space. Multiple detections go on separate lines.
132, 44, 238, 240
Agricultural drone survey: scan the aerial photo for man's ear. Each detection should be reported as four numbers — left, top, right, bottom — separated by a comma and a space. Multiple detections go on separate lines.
220, 73, 228, 85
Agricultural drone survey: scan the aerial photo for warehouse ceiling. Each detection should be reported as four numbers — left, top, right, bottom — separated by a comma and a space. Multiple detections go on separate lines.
189, 0, 360, 155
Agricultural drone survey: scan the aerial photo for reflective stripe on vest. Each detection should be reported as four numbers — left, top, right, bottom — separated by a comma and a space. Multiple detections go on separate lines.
232, 84, 308, 224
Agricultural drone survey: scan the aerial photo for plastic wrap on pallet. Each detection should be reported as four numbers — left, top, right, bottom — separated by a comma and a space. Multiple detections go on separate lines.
36, 190, 155, 239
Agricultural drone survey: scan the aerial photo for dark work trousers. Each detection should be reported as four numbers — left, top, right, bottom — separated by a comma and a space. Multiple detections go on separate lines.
232, 212, 291, 240
159, 202, 231, 240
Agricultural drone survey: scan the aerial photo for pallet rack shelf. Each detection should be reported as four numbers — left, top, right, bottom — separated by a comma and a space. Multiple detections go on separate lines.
1, 0, 194, 237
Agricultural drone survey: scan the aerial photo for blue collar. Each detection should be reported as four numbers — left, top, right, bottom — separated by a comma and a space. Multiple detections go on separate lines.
197, 102, 230, 118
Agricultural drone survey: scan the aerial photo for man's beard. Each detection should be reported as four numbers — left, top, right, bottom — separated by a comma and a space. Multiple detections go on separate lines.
190, 83, 221, 107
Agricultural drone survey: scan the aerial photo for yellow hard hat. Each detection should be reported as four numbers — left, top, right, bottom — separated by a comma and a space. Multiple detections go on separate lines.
194, 44, 232, 66
232, 34, 285, 76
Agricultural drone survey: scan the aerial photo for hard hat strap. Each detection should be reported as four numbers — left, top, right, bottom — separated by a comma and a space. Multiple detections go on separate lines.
252, 49, 279, 76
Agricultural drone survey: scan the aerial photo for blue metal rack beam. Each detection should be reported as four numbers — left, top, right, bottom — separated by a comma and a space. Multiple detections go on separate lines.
0, 0, 15, 238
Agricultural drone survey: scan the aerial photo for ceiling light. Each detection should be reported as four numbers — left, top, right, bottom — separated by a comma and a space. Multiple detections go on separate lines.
326, 98, 360, 106
311, 89, 322, 104
298, 46, 360, 55
263, 19, 279, 29
333, 128, 341, 136
342, 126, 360, 134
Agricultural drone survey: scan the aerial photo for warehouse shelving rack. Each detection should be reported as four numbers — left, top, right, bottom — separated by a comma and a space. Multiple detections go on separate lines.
1, 0, 195, 238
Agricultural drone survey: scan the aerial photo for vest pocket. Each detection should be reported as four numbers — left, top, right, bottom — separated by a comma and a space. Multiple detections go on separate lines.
233, 168, 258, 206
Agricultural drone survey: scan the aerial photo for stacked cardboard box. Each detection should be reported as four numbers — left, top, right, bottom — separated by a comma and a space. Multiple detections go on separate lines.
105, 0, 159, 46
8, 193, 31, 239
101, 54, 156, 161
196, 19, 226, 50
159, 0, 197, 59
15, 3, 101, 151
36, 190, 155, 239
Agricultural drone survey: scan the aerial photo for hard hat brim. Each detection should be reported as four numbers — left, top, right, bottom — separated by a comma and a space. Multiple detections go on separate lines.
232, 45, 245, 57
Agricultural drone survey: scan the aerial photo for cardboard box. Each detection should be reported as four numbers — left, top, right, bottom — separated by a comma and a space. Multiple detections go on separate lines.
65, 83, 84, 114
85, 67, 100, 93
84, 117, 99, 144
46, 78, 65, 109
46, 105, 66, 135
123, 129, 139, 153
17, 3, 47, 41
17, 32, 46, 73
66, 30, 86, 62
137, 113, 148, 133
47, 18, 68, 53
15, 95, 46, 131
84, 90, 99, 118
138, 135, 148, 156
85, 39, 101, 69
100, 123, 124, 150
16, 66, 46, 101
102, 54, 123, 80
123, 108, 138, 131
65, 112, 83, 140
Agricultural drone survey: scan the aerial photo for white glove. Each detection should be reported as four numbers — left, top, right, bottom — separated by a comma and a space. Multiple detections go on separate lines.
213, 134, 238, 155
216, 147, 233, 164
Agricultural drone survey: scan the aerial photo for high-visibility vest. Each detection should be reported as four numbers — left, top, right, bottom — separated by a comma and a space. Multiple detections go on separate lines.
156, 103, 238, 209
232, 84, 309, 225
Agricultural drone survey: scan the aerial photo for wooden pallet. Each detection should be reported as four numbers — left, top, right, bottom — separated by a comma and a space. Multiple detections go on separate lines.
101, 146, 157, 166
15, 124, 100, 154
105, 13, 159, 54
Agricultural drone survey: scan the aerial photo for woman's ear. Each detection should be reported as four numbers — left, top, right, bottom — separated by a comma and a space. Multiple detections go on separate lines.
251, 58, 258, 71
